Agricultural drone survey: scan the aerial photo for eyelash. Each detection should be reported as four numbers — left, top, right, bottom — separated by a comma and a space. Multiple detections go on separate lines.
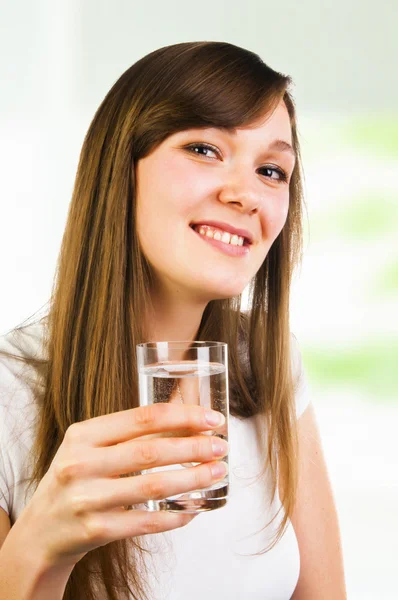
184, 142, 289, 184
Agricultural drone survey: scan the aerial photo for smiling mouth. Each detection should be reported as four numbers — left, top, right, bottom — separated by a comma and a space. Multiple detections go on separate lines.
189, 224, 251, 247
189, 224, 251, 257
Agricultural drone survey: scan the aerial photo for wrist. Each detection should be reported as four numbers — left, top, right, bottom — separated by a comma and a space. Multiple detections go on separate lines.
0, 518, 75, 600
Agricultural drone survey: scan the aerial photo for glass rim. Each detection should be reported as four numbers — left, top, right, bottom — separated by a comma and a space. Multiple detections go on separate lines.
136, 340, 227, 349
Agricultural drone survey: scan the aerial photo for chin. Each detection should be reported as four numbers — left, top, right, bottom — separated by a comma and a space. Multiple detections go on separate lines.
199, 281, 248, 301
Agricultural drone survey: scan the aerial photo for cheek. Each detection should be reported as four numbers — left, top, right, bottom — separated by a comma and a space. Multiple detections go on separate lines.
149, 157, 202, 218
279, 200, 290, 226
262, 195, 290, 238
136, 158, 188, 233
135, 157, 199, 263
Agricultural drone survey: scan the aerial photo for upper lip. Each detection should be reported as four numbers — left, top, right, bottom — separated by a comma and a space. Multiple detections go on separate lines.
190, 220, 254, 244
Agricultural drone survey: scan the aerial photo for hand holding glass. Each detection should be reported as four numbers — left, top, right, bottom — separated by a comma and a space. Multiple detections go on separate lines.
136, 341, 229, 513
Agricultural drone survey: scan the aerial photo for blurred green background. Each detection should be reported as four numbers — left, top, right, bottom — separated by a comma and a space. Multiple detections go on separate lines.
289, 114, 398, 597
292, 115, 398, 404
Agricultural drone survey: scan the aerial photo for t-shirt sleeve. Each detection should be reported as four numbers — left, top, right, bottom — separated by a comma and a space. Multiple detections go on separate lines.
0, 359, 16, 517
0, 331, 35, 518
290, 333, 311, 419
0, 445, 11, 515
0, 325, 42, 522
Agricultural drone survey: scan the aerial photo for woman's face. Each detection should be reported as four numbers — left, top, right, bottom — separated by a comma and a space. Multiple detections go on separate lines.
135, 98, 296, 303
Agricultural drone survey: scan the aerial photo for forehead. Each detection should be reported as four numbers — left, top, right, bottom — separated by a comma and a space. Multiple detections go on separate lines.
176, 100, 293, 149
219, 101, 292, 140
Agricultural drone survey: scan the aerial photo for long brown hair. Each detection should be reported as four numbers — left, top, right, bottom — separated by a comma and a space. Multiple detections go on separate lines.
0, 41, 305, 599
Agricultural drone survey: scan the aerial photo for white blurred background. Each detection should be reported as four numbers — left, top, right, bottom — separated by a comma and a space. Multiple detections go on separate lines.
1, 1, 397, 597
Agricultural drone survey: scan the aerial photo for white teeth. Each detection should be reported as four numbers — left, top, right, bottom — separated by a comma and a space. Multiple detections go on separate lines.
221, 231, 231, 244
195, 225, 245, 247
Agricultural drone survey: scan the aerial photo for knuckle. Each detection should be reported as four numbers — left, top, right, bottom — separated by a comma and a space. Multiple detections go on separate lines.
134, 405, 157, 427
82, 515, 107, 543
141, 514, 164, 535
137, 441, 159, 467
65, 422, 84, 443
190, 437, 202, 458
140, 476, 164, 500
167, 436, 184, 450
54, 460, 82, 485
70, 493, 91, 517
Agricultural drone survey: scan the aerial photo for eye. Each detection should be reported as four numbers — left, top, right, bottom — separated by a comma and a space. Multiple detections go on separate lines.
258, 166, 289, 184
185, 142, 219, 159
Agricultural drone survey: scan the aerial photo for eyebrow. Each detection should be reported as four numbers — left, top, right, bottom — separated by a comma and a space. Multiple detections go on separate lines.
220, 127, 296, 158
183, 127, 296, 158
266, 139, 296, 158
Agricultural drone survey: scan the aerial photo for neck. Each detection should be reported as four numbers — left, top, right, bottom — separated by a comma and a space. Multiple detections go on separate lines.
144, 296, 207, 342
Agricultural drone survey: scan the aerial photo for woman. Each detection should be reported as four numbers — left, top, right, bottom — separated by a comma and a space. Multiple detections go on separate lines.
0, 41, 346, 599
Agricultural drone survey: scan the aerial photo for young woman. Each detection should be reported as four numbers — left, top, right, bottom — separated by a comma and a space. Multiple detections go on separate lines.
0, 41, 346, 599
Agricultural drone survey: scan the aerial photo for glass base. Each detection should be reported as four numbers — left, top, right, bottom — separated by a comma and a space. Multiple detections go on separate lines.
145, 483, 228, 513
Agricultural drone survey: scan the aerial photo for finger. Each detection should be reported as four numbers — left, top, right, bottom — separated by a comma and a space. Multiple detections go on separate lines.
80, 508, 199, 547
70, 461, 229, 513
65, 403, 225, 448
85, 434, 229, 478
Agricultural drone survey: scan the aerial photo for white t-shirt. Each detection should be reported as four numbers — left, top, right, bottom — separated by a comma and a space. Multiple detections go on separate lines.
0, 321, 310, 600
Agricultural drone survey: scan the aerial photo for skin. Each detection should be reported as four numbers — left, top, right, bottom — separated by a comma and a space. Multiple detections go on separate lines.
135, 98, 295, 342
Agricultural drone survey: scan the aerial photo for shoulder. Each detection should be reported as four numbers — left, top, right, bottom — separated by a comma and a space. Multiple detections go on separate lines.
0, 323, 42, 518
0, 323, 43, 454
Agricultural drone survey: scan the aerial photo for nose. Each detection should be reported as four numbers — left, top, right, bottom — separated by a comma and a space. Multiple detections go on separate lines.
217, 170, 260, 215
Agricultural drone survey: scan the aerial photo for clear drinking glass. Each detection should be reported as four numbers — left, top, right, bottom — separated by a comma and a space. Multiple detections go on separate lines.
136, 340, 229, 513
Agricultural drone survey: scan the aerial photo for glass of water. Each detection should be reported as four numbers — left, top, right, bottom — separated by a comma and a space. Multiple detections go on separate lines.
136, 340, 229, 513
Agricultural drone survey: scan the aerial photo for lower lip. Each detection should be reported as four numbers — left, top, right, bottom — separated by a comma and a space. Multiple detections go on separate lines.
190, 226, 251, 257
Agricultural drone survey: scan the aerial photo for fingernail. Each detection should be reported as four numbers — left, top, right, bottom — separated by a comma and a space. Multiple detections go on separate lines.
205, 409, 225, 426
210, 461, 228, 479
212, 438, 228, 456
